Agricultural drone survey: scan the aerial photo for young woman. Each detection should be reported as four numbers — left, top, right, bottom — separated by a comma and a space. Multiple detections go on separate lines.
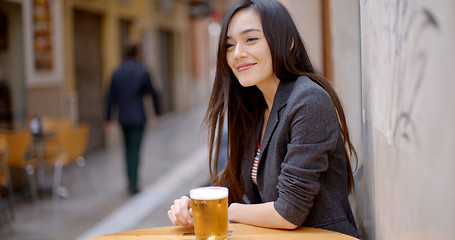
168, 0, 358, 237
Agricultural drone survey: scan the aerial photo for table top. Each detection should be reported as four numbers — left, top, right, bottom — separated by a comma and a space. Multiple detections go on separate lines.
87, 223, 358, 240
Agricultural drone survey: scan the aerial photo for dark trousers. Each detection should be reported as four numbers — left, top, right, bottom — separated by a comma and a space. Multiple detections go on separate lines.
121, 124, 144, 191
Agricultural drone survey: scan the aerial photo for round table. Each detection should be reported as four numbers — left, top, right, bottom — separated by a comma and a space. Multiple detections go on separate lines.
87, 223, 358, 240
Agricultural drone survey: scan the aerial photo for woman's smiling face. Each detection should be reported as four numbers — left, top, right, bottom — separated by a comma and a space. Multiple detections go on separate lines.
226, 8, 276, 88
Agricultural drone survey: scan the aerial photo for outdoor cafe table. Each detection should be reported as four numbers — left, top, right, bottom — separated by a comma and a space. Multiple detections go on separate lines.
87, 223, 359, 240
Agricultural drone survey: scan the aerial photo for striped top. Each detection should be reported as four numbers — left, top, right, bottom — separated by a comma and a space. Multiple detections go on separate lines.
251, 143, 261, 185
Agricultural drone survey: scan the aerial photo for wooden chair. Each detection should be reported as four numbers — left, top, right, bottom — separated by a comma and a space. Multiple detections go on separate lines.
3, 131, 38, 202
0, 134, 14, 224
40, 117, 72, 159
43, 123, 90, 200
58, 123, 90, 166
40, 117, 72, 132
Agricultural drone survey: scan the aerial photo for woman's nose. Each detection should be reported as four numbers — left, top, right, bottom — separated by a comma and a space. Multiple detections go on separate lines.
233, 44, 247, 59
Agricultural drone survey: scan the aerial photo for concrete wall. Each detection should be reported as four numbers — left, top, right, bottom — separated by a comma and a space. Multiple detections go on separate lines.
329, 0, 362, 171
281, 0, 324, 74
358, 0, 455, 239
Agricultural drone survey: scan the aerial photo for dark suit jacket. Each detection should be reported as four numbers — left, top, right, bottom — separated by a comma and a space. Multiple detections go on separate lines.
241, 76, 358, 237
106, 59, 160, 126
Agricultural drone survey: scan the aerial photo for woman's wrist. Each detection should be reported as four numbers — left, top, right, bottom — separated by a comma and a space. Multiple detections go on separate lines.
228, 203, 241, 223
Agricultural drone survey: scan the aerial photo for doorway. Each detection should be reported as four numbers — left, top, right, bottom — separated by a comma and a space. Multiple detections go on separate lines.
73, 9, 104, 151
0, 1, 26, 130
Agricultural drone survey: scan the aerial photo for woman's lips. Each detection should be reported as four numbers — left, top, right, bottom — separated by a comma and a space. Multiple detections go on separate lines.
236, 63, 256, 72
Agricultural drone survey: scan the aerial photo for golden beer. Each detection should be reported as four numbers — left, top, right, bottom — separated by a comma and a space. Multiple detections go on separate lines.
190, 187, 229, 240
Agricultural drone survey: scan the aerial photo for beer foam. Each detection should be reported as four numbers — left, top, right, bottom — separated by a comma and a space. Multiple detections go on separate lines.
190, 187, 228, 200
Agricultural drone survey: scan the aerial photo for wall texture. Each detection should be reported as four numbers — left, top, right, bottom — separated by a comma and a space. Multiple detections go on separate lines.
329, 0, 362, 175
284, 0, 324, 74
358, 0, 455, 239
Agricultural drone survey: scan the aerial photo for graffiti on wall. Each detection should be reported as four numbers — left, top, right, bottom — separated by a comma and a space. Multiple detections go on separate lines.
387, 1, 439, 146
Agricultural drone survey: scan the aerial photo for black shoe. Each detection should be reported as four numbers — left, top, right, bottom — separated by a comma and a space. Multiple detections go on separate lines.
129, 188, 140, 195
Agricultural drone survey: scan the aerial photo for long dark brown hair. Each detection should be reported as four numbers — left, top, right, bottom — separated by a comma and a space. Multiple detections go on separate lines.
202, 0, 357, 203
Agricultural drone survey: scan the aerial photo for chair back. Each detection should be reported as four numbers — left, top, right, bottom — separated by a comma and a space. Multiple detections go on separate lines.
41, 117, 72, 133
41, 117, 72, 158
4, 131, 32, 169
57, 123, 90, 162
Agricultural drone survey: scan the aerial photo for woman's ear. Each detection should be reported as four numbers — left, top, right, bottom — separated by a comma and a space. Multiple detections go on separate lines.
290, 38, 294, 51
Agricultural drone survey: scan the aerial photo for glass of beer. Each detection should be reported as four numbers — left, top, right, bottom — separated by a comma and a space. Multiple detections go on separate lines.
190, 186, 229, 240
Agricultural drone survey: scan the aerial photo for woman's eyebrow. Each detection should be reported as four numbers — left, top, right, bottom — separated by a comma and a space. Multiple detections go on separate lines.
227, 28, 261, 39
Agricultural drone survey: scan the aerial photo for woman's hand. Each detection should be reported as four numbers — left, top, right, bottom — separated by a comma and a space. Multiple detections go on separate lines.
168, 196, 193, 226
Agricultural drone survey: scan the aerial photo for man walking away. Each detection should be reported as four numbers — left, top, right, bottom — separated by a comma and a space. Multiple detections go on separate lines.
105, 42, 161, 195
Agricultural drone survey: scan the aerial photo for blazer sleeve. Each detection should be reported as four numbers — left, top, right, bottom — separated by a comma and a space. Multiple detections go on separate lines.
273, 84, 340, 226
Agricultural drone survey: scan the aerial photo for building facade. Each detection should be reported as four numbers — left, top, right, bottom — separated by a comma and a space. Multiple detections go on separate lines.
0, 0, 228, 150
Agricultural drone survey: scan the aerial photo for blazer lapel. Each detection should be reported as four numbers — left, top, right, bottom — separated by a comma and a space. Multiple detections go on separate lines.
243, 79, 295, 201
259, 80, 295, 159
242, 116, 264, 203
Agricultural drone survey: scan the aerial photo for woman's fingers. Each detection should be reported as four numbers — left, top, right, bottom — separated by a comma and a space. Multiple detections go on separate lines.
168, 196, 193, 226
178, 196, 193, 224
170, 201, 189, 226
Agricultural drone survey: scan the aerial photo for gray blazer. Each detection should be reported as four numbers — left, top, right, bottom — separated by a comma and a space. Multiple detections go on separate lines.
241, 76, 358, 237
